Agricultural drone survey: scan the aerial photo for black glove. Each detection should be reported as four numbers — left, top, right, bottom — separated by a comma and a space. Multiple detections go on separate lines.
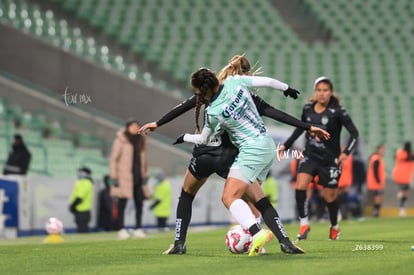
283, 87, 300, 99
111, 179, 119, 187
173, 134, 185, 145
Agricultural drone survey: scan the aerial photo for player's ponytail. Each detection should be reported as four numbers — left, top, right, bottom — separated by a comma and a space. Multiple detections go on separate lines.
191, 68, 219, 132
195, 95, 203, 133
217, 54, 253, 82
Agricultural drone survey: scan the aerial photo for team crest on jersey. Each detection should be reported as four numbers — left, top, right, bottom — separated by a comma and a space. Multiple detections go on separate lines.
321, 115, 329, 125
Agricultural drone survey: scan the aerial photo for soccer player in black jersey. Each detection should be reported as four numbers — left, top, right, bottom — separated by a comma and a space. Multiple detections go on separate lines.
140, 56, 328, 254
279, 76, 359, 240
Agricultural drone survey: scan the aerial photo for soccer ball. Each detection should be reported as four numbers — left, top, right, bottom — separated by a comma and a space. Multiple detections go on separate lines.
45, 217, 63, 235
225, 225, 252, 254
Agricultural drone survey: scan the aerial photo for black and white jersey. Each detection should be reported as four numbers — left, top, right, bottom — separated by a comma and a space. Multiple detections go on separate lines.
284, 100, 359, 163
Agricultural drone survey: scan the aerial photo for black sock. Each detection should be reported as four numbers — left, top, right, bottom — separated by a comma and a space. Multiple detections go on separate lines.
338, 192, 348, 220
248, 223, 261, 236
373, 203, 381, 216
173, 189, 195, 246
255, 197, 288, 242
400, 197, 407, 208
326, 199, 339, 226
295, 190, 307, 218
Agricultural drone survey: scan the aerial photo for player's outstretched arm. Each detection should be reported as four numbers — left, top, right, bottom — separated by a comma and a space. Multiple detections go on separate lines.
308, 126, 330, 142
249, 76, 300, 99
173, 127, 212, 145
139, 96, 197, 135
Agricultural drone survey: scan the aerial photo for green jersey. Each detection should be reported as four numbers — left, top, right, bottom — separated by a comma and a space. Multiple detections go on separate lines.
206, 75, 267, 148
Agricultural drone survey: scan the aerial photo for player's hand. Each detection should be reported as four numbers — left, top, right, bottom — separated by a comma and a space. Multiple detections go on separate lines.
173, 134, 185, 145
277, 144, 286, 160
283, 87, 300, 99
338, 152, 348, 167
308, 126, 330, 142
139, 122, 158, 135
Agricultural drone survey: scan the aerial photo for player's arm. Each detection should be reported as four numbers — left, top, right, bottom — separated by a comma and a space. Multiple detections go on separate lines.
253, 95, 329, 141
252, 94, 310, 130
183, 126, 212, 145
139, 96, 197, 134
282, 105, 307, 150
246, 76, 300, 99
174, 114, 215, 145
340, 107, 359, 155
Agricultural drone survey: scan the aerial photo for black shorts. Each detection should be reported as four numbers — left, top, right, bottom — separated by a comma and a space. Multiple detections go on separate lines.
398, 184, 410, 191
188, 150, 237, 180
370, 190, 384, 195
297, 157, 341, 189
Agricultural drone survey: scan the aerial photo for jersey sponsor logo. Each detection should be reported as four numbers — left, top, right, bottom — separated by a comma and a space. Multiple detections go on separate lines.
223, 89, 245, 118
321, 115, 329, 125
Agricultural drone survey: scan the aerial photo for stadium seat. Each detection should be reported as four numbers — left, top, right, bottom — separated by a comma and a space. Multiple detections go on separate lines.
2, 0, 414, 173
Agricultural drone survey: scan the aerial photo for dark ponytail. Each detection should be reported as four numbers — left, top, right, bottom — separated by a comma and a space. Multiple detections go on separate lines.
190, 68, 219, 132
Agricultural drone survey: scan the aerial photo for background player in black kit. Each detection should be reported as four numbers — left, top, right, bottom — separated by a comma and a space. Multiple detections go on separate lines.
279, 76, 358, 241
140, 55, 328, 254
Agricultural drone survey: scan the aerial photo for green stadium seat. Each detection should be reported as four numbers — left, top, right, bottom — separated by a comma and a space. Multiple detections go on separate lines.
2, 0, 414, 171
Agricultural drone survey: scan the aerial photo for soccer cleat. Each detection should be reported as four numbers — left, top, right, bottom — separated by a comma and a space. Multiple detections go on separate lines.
329, 226, 340, 240
297, 224, 311, 240
280, 238, 305, 254
162, 243, 187, 255
248, 229, 274, 256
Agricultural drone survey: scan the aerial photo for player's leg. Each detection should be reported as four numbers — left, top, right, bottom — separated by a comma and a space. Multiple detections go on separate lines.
399, 185, 409, 216
295, 172, 313, 240
164, 170, 207, 254
242, 194, 261, 222
323, 187, 340, 239
319, 164, 341, 240
245, 181, 304, 254
372, 190, 384, 217
222, 175, 272, 256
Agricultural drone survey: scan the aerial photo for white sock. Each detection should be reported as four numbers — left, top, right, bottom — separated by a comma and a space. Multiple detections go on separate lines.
229, 199, 257, 230
299, 217, 309, 226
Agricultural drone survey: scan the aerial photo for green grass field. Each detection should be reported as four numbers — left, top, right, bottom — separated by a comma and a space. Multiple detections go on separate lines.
1, 217, 413, 275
